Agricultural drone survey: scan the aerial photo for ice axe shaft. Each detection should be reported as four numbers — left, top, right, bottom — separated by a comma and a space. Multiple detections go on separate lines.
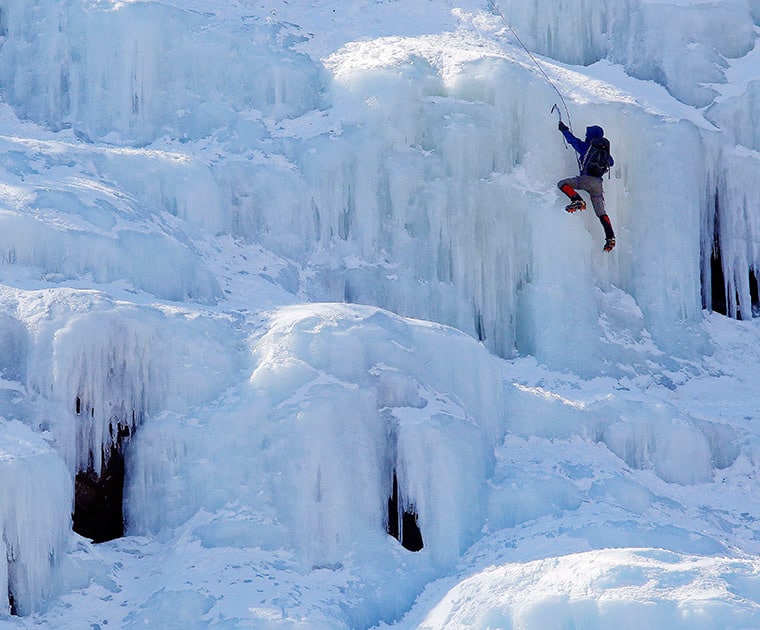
552, 103, 574, 158
551, 104, 562, 124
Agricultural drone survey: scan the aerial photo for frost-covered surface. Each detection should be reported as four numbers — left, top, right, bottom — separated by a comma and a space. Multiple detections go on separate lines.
496, 0, 758, 107
0, 420, 71, 617
0, 0, 760, 628
401, 548, 760, 629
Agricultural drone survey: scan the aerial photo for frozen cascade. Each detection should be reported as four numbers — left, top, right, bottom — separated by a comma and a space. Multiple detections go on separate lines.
46, 308, 167, 476
127, 303, 504, 568
0, 285, 244, 550
0, 1, 324, 143
0, 420, 71, 616
0, 0, 722, 363
704, 75, 760, 318
21, 296, 242, 476
705, 146, 760, 319
495, 0, 758, 107
495, 0, 760, 321
0, 131, 223, 303
0, 0, 748, 359
0, 0, 759, 625
299, 40, 705, 364
196, 33, 711, 364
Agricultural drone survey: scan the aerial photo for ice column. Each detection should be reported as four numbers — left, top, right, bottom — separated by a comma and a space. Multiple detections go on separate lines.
0, 420, 71, 616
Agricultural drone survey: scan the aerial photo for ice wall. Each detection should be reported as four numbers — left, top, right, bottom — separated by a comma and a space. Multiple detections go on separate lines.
704, 81, 760, 319
0, 0, 748, 369
703, 145, 760, 319
127, 303, 504, 568
0, 420, 71, 616
0, 1, 324, 144
494, 0, 758, 107
2, 287, 243, 482
289, 39, 705, 366
0, 129, 223, 303
0, 286, 243, 614
490, 0, 760, 322
0, 0, 758, 622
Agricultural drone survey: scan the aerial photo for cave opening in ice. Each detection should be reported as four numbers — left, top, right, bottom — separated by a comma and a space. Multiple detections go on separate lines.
751, 270, 760, 317
387, 471, 424, 552
707, 239, 728, 316
72, 413, 132, 543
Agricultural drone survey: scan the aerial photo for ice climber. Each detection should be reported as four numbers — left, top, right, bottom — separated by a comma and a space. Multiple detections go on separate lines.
557, 121, 616, 252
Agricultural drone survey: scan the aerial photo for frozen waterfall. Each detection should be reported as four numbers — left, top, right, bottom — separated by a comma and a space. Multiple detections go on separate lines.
0, 0, 759, 627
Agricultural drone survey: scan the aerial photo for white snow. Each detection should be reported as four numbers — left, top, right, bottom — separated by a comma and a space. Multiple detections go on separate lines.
0, 0, 759, 628
403, 549, 760, 629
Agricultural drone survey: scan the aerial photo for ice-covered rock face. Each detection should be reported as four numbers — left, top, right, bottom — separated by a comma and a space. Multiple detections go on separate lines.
0, 1, 325, 144
0, 285, 248, 611
494, 0, 758, 107
0, 0, 755, 361
127, 303, 504, 569
0, 420, 71, 616
297, 38, 710, 364
1, 0, 760, 625
19, 294, 242, 477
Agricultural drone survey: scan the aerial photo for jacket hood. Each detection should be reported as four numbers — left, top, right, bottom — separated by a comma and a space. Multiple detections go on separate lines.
585, 125, 604, 140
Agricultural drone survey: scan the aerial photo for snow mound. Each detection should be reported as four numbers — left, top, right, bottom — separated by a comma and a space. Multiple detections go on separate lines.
408, 548, 760, 629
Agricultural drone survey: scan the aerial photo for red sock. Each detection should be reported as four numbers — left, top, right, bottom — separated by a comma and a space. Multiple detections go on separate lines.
560, 184, 578, 199
600, 214, 615, 239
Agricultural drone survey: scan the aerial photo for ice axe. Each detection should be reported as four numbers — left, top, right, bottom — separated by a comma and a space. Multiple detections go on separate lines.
551, 103, 562, 125
551, 103, 570, 131
551, 102, 573, 129
552, 104, 570, 151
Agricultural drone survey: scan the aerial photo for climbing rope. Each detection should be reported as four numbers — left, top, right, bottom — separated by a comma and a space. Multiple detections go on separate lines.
487, 0, 573, 132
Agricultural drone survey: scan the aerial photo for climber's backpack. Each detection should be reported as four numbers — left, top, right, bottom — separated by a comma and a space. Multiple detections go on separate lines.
583, 137, 611, 177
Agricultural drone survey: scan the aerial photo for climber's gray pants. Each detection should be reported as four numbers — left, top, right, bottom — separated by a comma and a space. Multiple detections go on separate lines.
558, 175, 606, 217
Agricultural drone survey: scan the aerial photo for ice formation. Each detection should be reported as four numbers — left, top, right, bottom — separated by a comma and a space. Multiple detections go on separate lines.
126, 305, 503, 567
0, 0, 759, 627
407, 548, 760, 629
0, 420, 71, 616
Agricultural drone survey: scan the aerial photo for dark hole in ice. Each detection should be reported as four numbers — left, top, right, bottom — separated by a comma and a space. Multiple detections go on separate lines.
709, 241, 727, 316
387, 471, 423, 552
72, 424, 131, 543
